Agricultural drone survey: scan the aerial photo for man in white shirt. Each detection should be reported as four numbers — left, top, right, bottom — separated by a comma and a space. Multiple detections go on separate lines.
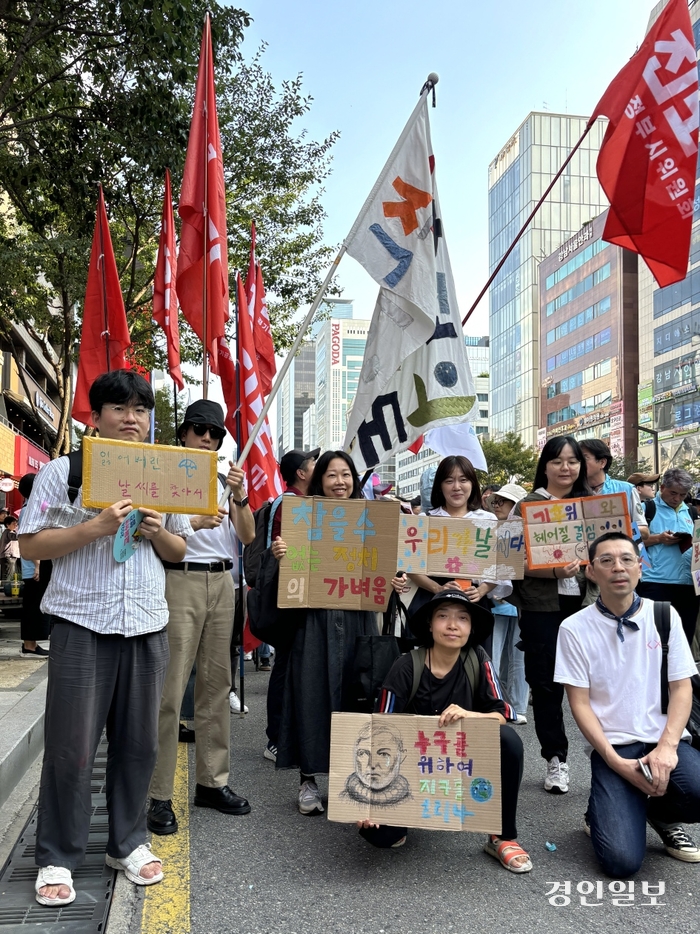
19, 371, 192, 906
148, 400, 255, 835
554, 531, 700, 877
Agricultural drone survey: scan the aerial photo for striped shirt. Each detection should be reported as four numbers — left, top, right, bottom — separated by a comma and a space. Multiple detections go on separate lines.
19, 457, 192, 637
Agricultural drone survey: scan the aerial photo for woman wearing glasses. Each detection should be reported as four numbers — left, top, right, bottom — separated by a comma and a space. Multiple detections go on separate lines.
511, 436, 592, 795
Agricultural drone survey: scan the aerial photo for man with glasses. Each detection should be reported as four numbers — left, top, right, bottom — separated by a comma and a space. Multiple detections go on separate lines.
19, 371, 192, 905
148, 400, 255, 835
636, 468, 698, 646
555, 531, 700, 876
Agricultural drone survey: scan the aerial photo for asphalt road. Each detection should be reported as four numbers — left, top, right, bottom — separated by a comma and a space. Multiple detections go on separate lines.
182, 663, 698, 934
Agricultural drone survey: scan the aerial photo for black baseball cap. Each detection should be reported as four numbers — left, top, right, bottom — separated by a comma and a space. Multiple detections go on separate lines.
279, 447, 320, 485
177, 399, 227, 450
409, 590, 494, 649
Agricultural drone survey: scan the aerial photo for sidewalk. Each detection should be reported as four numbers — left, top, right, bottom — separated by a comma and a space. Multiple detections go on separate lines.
0, 616, 48, 812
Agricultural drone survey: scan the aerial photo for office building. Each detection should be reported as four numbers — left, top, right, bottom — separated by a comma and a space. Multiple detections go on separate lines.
276, 342, 316, 456
488, 112, 608, 447
538, 211, 639, 456
314, 315, 370, 452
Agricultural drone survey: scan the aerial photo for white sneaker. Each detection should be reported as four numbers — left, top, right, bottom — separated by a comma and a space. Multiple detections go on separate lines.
544, 756, 569, 794
298, 780, 324, 815
244, 652, 253, 661
229, 691, 248, 714
515, 714, 528, 725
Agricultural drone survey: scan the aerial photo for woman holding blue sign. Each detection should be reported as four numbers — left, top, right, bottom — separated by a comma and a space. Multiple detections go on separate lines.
359, 589, 531, 873
270, 450, 405, 817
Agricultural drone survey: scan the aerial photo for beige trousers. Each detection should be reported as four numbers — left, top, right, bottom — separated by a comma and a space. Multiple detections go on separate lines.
150, 569, 235, 799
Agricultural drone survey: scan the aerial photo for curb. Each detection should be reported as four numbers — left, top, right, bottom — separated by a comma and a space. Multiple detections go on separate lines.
0, 681, 46, 811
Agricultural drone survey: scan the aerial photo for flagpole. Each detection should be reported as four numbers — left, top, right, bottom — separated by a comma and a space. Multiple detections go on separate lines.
233, 274, 246, 717
234, 244, 346, 469
173, 381, 178, 440
461, 121, 593, 326
201, 12, 210, 399
97, 185, 111, 372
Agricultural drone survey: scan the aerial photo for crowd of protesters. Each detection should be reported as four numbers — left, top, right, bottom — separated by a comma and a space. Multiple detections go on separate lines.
7, 371, 700, 904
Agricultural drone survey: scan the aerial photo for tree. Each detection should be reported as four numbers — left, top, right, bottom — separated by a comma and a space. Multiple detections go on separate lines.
153, 386, 177, 446
608, 452, 653, 481
479, 432, 539, 487
0, 1, 338, 455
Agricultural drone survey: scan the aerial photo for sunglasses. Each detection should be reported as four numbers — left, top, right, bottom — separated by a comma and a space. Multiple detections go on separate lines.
190, 423, 226, 441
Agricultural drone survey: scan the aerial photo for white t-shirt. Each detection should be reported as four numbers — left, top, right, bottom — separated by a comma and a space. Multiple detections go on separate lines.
184, 480, 242, 583
554, 599, 697, 747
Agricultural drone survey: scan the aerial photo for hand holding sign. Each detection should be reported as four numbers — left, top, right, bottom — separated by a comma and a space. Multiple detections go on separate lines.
113, 509, 144, 563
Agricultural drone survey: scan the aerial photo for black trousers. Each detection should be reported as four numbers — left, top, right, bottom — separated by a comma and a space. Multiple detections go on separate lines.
266, 644, 290, 744
518, 596, 581, 763
361, 725, 524, 846
636, 581, 699, 646
36, 619, 169, 869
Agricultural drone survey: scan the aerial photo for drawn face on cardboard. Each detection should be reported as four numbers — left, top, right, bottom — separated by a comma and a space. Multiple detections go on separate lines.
353, 727, 404, 790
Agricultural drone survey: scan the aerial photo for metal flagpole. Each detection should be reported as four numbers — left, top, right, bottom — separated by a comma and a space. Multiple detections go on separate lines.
173, 382, 179, 440
461, 121, 594, 326
233, 274, 246, 716
97, 185, 111, 372
201, 12, 210, 399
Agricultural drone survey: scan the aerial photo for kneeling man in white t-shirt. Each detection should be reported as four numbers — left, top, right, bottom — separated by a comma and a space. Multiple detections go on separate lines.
554, 531, 700, 877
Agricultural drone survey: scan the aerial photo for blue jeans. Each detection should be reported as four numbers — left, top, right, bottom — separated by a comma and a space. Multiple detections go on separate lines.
589, 740, 700, 877
491, 611, 528, 716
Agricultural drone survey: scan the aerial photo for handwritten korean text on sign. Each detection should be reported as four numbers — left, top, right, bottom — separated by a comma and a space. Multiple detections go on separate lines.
327, 713, 502, 834
521, 493, 632, 569
81, 436, 218, 515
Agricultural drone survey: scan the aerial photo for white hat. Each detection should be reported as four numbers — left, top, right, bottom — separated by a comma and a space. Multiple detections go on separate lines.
486, 483, 527, 504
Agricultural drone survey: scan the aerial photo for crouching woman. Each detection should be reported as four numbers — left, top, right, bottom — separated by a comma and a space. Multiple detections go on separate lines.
359, 590, 532, 873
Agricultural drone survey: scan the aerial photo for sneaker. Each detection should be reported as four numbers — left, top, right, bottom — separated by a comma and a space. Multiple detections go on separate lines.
263, 742, 277, 762
648, 820, 700, 862
515, 714, 527, 725
298, 780, 324, 815
259, 659, 271, 671
229, 691, 248, 714
244, 652, 253, 661
544, 757, 569, 794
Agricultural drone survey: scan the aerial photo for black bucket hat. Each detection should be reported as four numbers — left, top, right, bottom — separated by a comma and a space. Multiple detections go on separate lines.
176, 399, 227, 451
408, 590, 494, 649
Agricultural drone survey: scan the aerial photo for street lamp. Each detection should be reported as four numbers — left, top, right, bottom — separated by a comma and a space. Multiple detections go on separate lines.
634, 424, 659, 475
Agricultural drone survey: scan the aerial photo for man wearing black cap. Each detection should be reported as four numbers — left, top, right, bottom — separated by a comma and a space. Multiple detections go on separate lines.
148, 400, 255, 834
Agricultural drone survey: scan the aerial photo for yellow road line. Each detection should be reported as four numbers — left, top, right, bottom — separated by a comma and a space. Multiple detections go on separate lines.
141, 742, 190, 934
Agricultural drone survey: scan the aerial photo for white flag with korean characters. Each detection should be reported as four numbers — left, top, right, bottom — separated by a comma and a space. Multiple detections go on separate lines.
344, 170, 478, 472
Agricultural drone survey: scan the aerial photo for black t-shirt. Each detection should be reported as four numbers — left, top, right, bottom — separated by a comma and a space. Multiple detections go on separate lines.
377, 647, 515, 720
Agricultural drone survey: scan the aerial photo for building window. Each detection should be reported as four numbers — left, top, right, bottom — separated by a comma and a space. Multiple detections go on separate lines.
546, 295, 611, 345
546, 263, 611, 317
545, 239, 608, 290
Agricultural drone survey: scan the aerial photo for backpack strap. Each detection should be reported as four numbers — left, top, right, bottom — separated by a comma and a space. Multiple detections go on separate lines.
266, 495, 285, 548
644, 499, 656, 524
652, 601, 672, 715
66, 449, 83, 505
407, 647, 480, 708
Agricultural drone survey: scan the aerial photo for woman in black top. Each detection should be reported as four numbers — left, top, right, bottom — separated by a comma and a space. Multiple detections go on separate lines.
361, 591, 531, 873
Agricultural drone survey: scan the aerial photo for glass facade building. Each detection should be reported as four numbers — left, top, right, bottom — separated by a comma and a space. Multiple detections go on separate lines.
488, 112, 608, 447
636, 1, 700, 470
276, 342, 316, 456
315, 317, 370, 451
539, 211, 639, 457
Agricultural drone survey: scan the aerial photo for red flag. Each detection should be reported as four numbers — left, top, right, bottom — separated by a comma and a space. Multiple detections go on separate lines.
590, 0, 698, 286
236, 273, 283, 510
176, 14, 229, 372
153, 169, 184, 391
72, 186, 131, 426
217, 333, 237, 439
244, 223, 276, 395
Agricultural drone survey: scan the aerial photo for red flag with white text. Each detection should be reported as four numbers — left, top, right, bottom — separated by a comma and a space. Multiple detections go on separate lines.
72, 186, 131, 426
590, 0, 698, 286
244, 223, 276, 395
153, 170, 184, 391
176, 15, 229, 372
236, 273, 283, 510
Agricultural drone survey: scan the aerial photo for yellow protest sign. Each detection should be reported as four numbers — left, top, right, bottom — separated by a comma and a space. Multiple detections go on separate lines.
81, 436, 218, 515
327, 713, 502, 834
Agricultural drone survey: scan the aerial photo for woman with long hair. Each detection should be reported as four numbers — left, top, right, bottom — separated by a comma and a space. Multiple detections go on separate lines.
406, 456, 512, 621
270, 451, 401, 816
512, 435, 592, 796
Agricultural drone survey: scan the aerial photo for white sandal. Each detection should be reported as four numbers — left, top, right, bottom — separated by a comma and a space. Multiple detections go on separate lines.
35, 866, 76, 906
105, 843, 163, 885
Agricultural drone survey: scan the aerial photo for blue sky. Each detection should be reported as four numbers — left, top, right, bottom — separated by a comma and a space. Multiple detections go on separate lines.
235, 0, 653, 337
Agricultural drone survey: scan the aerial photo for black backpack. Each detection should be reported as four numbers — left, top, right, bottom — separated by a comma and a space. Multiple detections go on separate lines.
653, 602, 700, 751
243, 495, 283, 588
407, 646, 480, 707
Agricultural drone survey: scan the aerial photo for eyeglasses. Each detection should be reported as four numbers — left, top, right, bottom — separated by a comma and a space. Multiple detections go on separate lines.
190, 423, 226, 441
102, 404, 151, 419
592, 554, 639, 569
490, 498, 508, 509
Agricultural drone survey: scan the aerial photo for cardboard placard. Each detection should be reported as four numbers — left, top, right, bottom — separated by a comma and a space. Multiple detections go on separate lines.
278, 498, 401, 610
81, 436, 218, 515
327, 713, 502, 834
522, 493, 632, 569
691, 520, 700, 595
396, 514, 524, 581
